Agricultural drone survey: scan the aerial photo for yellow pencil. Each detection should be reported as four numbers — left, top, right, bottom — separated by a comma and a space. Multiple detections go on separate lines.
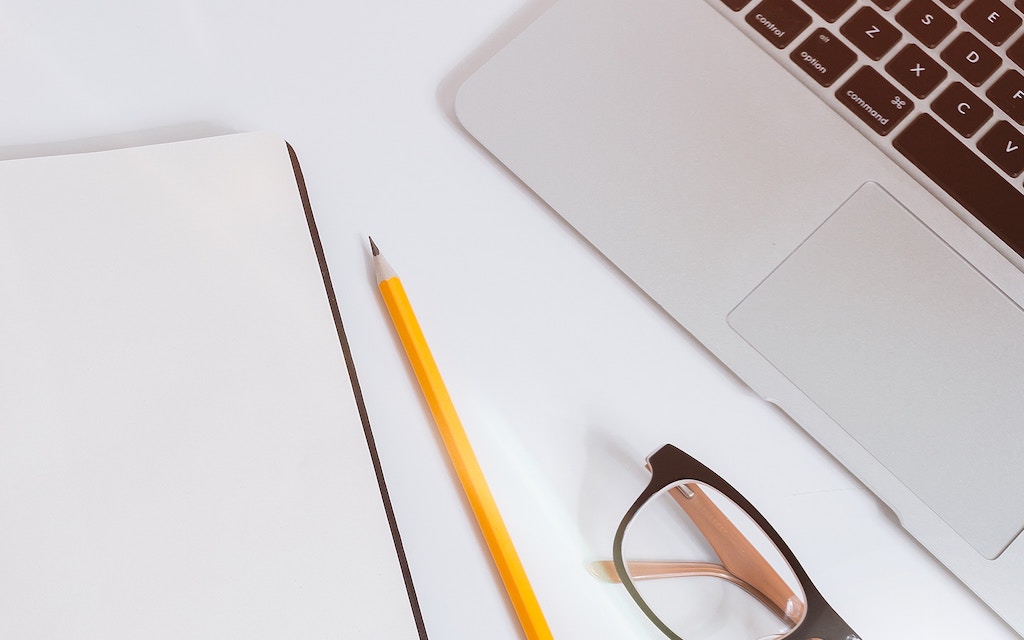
370, 238, 553, 640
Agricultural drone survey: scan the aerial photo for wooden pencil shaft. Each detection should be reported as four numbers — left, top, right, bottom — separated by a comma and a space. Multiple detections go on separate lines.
374, 260, 553, 640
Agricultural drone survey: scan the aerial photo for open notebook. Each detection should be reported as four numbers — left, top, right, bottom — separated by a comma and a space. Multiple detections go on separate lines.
0, 134, 426, 638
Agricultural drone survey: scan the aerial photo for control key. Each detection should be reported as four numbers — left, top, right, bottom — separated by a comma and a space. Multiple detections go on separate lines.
746, 0, 813, 48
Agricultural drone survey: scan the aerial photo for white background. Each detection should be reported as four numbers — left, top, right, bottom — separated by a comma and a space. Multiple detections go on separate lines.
2, 0, 1019, 638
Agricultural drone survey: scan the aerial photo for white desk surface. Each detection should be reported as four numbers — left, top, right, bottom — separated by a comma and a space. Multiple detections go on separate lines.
2, 1, 1018, 638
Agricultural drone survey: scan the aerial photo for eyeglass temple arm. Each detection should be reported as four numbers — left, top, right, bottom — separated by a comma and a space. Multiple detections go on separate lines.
590, 560, 734, 582
668, 483, 806, 624
588, 560, 793, 622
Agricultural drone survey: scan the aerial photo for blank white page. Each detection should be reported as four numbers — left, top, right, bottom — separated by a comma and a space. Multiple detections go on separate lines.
0, 134, 424, 639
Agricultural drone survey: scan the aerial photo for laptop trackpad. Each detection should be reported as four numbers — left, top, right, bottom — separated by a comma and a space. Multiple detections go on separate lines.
728, 182, 1024, 559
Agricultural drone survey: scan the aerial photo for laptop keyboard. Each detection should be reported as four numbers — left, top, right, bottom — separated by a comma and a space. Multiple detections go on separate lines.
722, 0, 1024, 258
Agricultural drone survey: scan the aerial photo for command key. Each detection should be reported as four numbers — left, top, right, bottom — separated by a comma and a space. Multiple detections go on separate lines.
836, 66, 913, 135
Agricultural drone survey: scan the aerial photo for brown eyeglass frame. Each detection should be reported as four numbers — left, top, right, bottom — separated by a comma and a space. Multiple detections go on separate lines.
610, 444, 861, 640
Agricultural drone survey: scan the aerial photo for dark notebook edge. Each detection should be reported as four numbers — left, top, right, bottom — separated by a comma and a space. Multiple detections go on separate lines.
286, 142, 430, 640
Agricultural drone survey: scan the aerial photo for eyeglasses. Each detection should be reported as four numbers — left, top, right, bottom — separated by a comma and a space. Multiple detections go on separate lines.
590, 444, 861, 640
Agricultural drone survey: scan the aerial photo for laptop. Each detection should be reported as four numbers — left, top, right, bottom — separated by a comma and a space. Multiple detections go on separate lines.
454, 0, 1024, 633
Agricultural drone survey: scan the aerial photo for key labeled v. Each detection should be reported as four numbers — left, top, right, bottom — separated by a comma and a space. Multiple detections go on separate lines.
978, 121, 1024, 177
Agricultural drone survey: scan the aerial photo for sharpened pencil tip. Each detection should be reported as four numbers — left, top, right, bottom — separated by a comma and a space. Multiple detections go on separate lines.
370, 237, 398, 283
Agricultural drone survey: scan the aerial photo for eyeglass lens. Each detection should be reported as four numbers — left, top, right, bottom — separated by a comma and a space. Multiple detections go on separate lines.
619, 480, 807, 640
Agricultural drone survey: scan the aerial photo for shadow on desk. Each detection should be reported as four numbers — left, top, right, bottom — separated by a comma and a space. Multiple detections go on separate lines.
0, 122, 237, 161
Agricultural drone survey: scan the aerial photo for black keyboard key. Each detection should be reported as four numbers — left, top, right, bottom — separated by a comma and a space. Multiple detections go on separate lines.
1008, 35, 1024, 67
988, 70, 1024, 124
939, 0, 967, 8
746, 0, 813, 48
933, 81, 994, 135
801, 0, 857, 20
894, 114, 1024, 258
837, 66, 914, 133
723, 0, 755, 12
791, 28, 859, 85
871, 0, 902, 10
887, 43, 949, 96
842, 7, 903, 59
896, 0, 957, 47
978, 120, 1024, 175
942, 32, 1002, 85
963, 0, 1022, 45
